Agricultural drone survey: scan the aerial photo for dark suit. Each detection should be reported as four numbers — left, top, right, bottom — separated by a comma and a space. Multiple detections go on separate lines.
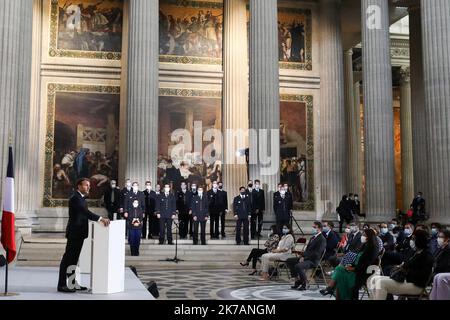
233, 195, 251, 245
433, 245, 450, 274
191, 195, 209, 245
207, 189, 223, 238
345, 231, 363, 253
218, 189, 228, 237
58, 191, 101, 288
143, 189, 156, 238
250, 188, 265, 238
273, 194, 292, 233
176, 190, 192, 239
323, 230, 340, 259
155, 193, 177, 244
103, 187, 120, 220
119, 187, 132, 219
379, 232, 395, 252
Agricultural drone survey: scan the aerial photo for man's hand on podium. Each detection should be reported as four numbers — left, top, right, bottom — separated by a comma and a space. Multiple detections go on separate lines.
100, 217, 111, 227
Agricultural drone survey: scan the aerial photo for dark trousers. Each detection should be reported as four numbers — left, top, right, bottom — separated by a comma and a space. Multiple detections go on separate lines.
286, 256, 300, 277
220, 210, 226, 236
276, 218, 290, 235
58, 237, 85, 288
293, 260, 316, 283
159, 218, 173, 244
246, 248, 268, 269
189, 214, 194, 237
142, 214, 148, 238
210, 213, 220, 238
178, 210, 190, 239
236, 218, 249, 245
193, 220, 207, 245
107, 208, 115, 221
250, 210, 264, 238
151, 215, 160, 237
129, 228, 141, 256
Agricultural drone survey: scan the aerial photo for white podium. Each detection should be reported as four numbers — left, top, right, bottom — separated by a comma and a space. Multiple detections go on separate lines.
78, 222, 93, 274
79, 220, 126, 294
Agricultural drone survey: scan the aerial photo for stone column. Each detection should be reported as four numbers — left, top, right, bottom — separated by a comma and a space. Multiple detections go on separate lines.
319, 0, 346, 217
409, 6, 427, 199
223, 0, 249, 204
353, 81, 363, 205
421, 0, 450, 224
399, 67, 414, 212
125, 0, 159, 187
361, 0, 396, 221
249, 0, 279, 220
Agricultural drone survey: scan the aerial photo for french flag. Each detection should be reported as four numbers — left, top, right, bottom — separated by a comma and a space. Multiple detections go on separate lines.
1, 146, 16, 264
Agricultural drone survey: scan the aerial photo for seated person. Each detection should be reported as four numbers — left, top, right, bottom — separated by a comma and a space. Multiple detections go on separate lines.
382, 223, 415, 275
433, 229, 450, 275
320, 228, 379, 300
368, 230, 434, 300
258, 225, 295, 281
287, 221, 327, 291
430, 223, 442, 255
322, 221, 340, 260
379, 222, 395, 252
328, 223, 362, 267
240, 225, 280, 275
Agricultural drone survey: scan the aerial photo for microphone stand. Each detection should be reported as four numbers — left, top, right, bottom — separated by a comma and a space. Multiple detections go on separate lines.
160, 219, 184, 263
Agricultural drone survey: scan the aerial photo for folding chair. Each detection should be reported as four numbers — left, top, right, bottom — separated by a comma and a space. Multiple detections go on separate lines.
306, 250, 328, 289
397, 268, 434, 300
269, 260, 291, 280
360, 248, 386, 300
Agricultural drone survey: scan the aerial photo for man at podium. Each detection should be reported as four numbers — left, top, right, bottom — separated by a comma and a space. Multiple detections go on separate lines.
57, 178, 111, 293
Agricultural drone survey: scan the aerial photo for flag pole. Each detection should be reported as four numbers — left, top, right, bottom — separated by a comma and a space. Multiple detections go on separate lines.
4, 249, 8, 295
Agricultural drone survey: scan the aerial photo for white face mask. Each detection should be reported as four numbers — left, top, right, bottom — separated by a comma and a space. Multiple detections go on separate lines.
360, 236, 367, 244
146, 185, 152, 191
345, 228, 351, 234
181, 185, 186, 190
381, 228, 388, 234
165, 187, 170, 193
198, 191, 203, 196
133, 202, 139, 208
404, 228, 412, 236
132, 185, 139, 192
111, 184, 116, 188
280, 190, 286, 195
213, 184, 218, 190
255, 184, 260, 189
437, 238, 445, 247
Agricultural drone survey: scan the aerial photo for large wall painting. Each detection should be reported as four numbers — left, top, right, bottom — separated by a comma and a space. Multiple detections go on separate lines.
48, 0, 124, 60
159, 0, 223, 65
158, 88, 222, 191
44, 83, 120, 207
280, 94, 314, 211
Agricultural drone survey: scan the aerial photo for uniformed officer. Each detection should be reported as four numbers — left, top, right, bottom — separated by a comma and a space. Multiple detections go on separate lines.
126, 199, 144, 256
252, 179, 266, 238
118, 179, 132, 219
188, 183, 198, 238
103, 180, 120, 220
151, 184, 162, 237
176, 181, 192, 239
207, 181, 222, 239
218, 182, 228, 238
274, 187, 292, 234
233, 187, 252, 245
155, 184, 177, 245
190, 186, 209, 245
123, 182, 145, 214
143, 181, 156, 239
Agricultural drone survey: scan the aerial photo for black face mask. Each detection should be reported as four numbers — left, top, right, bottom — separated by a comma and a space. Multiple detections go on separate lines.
218, 186, 223, 190
248, 184, 253, 188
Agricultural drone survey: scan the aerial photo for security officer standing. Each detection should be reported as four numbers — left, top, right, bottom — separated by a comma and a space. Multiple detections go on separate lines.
123, 182, 145, 215
207, 181, 222, 239
253, 179, 265, 238
143, 181, 156, 239
274, 187, 292, 234
103, 180, 120, 220
233, 187, 252, 245
189, 183, 198, 238
155, 184, 177, 245
151, 184, 162, 238
190, 186, 209, 245
176, 181, 192, 239
218, 182, 228, 238
118, 179, 132, 219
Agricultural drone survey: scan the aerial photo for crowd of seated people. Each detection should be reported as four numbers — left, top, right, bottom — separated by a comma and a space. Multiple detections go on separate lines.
239, 216, 450, 300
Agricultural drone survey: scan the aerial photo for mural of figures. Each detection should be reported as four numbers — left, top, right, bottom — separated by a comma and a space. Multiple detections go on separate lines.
158, 92, 222, 191
280, 96, 314, 210
45, 84, 120, 206
50, 0, 123, 58
159, 0, 223, 64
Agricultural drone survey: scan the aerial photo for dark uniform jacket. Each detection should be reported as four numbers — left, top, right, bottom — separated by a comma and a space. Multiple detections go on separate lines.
207, 189, 224, 215
304, 233, 327, 266
119, 187, 132, 210
218, 190, 228, 211
66, 191, 101, 239
233, 195, 252, 219
273, 194, 291, 220
176, 190, 193, 214
128, 207, 144, 230
190, 194, 209, 221
103, 187, 120, 212
155, 193, 177, 219
143, 189, 156, 215
252, 188, 265, 211
123, 191, 145, 214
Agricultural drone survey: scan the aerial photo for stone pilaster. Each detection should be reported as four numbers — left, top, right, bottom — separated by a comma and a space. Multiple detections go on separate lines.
125, 0, 159, 187
319, 0, 346, 217
353, 81, 364, 207
249, 0, 279, 220
421, 0, 450, 223
223, 0, 249, 204
361, 0, 396, 220
399, 66, 414, 212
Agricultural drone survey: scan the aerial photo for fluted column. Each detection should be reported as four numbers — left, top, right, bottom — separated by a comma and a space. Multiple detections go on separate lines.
421, 0, 450, 224
249, 0, 279, 220
0, 1, 22, 219
319, 0, 346, 217
399, 67, 414, 212
353, 81, 364, 207
361, 0, 396, 220
409, 6, 427, 200
14, 0, 34, 232
223, 0, 249, 204
125, 0, 159, 186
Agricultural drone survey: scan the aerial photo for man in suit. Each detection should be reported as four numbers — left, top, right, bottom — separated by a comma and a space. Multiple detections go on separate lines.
217, 182, 228, 238
233, 187, 252, 245
207, 181, 222, 239
103, 180, 120, 220
322, 221, 340, 260
118, 179, 132, 219
274, 186, 292, 234
151, 184, 162, 238
155, 184, 177, 245
57, 178, 110, 293
287, 221, 327, 291
176, 181, 192, 239
190, 186, 209, 245
143, 181, 156, 239
379, 222, 395, 252
252, 179, 265, 238
345, 223, 363, 253
410, 192, 426, 224
246, 181, 256, 239
283, 183, 294, 214
188, 183, 198, 238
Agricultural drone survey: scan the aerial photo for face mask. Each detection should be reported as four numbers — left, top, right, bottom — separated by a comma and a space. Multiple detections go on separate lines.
282, 228, 289, 235
181, 185, 186, 190
198, 191, 203, 196
389, 224, 395, 231
165, 188, 170, 193
213, 184, 218, 189
437, 238, 445, 247
431, 228, 438, 236
280, 190, 286, 195
126, 182, 132, 188
111, 184, 116, 188
323, 227, 330, 233
361, 236, 367, 244
410, 239, 416, 250
345, 228, 351, 234
248, 184, 253, 188
132, 186, 138, 192
355, 197, 359, 201
240, 192, 245, 196
255, 184, 260, 189
350, 226, 358, 233
218, 185, 223, 190
312, 227, 318, 234
381, 228, 388, 234
133, 202, 139, 208
192, 186, 197, 191
404, 228, 412, 236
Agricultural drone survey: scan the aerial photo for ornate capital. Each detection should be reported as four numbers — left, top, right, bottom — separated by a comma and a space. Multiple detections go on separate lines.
400, 66, 411, 84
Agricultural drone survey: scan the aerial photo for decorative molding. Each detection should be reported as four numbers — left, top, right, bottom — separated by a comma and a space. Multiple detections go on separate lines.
159, 87, 222, 98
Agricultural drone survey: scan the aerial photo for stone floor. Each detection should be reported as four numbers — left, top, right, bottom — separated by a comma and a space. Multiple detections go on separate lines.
136, 267, 336, 300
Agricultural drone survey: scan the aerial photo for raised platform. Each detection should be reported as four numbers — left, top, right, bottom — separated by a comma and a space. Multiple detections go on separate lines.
0, 267, 154, 300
